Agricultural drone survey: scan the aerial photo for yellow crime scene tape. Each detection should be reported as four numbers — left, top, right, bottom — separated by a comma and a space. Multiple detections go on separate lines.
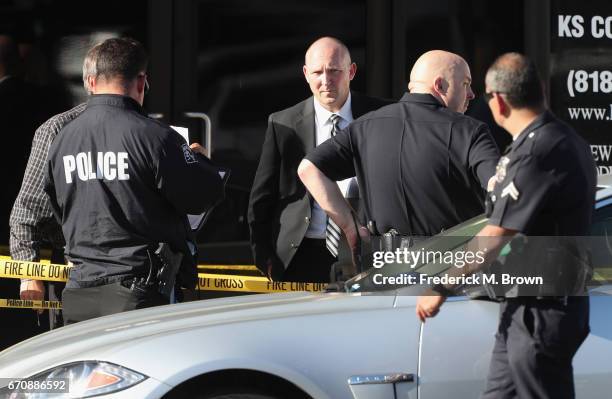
197, 273, 327, 293
0, 299, 62, 310
0, 257, 326, 309
0, 256, 69, 282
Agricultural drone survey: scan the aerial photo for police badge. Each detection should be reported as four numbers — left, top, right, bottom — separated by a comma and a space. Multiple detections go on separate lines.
495, 156, 510, 183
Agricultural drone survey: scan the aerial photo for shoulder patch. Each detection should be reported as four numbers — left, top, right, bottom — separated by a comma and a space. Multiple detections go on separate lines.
181, 143, 197, 164
495, 156, 510, 183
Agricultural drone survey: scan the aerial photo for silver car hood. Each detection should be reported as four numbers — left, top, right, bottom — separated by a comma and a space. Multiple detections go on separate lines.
0, 291, 396, 377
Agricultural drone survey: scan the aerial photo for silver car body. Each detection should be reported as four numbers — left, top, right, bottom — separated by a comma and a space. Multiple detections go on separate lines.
2, 176, 612, 398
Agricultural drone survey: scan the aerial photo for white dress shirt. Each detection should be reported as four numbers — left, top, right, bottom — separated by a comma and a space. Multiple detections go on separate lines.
305, 94, 356, 239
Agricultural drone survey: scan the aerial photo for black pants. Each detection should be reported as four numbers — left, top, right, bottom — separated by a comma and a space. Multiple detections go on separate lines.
62, 281, 168, 325
481, 296, 590, 399
47, 281, 64, 328
282, 238, 336, 283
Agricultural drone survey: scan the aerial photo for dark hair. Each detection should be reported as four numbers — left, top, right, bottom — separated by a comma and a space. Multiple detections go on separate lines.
485, 52, 544, 109
95, 37, 148, 88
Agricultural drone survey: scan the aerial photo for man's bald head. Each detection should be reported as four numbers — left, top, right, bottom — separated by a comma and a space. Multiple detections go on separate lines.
303, 37, 356, 112
408, 50, 474, 113
305, 37, 351, 66
409, 50, 465, 87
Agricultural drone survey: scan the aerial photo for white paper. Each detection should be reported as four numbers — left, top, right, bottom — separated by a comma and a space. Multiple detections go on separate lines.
171, 125, 189, 144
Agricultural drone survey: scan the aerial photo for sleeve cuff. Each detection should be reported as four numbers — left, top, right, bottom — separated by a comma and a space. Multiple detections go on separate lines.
431, 283, 454, 297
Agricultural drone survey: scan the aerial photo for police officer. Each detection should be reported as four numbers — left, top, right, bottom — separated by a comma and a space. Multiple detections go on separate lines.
416, 53, 596, 399
298, 50, 499, 260
45, 38, 225, 324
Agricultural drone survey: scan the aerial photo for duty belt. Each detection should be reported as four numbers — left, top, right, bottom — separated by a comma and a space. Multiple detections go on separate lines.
372, 229, 427, 252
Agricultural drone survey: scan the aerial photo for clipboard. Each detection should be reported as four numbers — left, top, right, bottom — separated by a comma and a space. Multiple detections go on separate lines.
170, 125, 229, 232
187, 167, 230, 232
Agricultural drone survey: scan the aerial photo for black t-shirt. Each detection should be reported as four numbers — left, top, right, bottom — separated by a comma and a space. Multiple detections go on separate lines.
306, 93, 500, 236
45, 95, 225, 288
488, 111, 596, 236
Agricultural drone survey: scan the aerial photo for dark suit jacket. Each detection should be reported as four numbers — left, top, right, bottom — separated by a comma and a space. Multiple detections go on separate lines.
248, 92, 391, 271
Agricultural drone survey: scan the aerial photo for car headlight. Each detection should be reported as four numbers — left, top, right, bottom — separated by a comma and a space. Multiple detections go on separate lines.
1, 361, 147, 398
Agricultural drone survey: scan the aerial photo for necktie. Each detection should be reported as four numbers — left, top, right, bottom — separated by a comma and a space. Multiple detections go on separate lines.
330, 113, 340, 137
326, 216, 341, 258
325, 114, 343, 257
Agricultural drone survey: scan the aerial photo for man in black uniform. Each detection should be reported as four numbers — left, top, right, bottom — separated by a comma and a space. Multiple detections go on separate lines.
298, 50, 499, 258
416, 53, 596, 399
45, 38, 225, 324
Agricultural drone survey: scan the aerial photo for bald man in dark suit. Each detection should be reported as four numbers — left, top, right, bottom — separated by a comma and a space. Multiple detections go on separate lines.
248, 37, 390, 283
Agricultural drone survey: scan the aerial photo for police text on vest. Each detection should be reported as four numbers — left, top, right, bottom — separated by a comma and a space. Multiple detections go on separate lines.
63, 152, 129, 183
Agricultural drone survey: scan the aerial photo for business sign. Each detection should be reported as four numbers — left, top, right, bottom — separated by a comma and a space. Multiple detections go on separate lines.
550, 0, 612, 174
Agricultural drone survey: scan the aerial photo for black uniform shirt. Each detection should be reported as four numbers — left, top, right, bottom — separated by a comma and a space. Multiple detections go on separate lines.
488, 111, 596, 236
306, 93, 500, 236
45, 95, 224, 287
